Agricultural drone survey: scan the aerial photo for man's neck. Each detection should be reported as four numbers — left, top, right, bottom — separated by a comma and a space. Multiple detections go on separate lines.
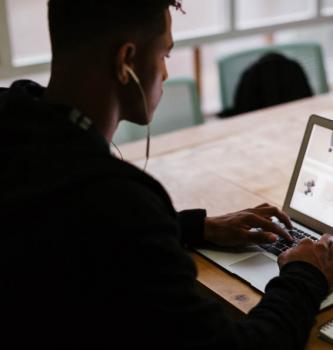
44, 63, 119, 142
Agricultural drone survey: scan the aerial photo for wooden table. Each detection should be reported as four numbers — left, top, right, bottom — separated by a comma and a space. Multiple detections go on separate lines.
119, 94, 333, 349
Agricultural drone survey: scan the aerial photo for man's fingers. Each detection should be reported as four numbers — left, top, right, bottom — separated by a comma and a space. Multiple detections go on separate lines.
255, 203, 270, 209
247, 214, 292, 241
314, 241, 330, 261
273, 210, 292, 229
252, 206, 292, 229
319, 233, 333, 248
298, 238, 314, 246
316, 234, 333, 260
248, 230, 277, 244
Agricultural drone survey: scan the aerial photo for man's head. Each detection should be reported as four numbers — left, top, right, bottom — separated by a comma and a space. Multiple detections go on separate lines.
48, 0, 181, 55
47, 1, 182, 137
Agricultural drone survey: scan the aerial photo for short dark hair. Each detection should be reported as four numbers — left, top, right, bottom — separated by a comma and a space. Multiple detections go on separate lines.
48, 0, 182, 53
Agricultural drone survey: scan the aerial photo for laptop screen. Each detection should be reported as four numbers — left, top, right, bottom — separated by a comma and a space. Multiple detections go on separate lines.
290, 124, 333, 227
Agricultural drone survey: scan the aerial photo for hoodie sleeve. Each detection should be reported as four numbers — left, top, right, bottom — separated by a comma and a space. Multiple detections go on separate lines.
177, 209, 207, 246
77, 175, 329, 350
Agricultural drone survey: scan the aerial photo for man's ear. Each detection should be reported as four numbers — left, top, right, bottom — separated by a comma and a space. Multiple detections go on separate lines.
116, 42, 136, 85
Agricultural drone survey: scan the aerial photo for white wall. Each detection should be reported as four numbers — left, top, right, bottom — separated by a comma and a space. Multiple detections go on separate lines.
2, 0, 333, 115
6, 0, 50, 65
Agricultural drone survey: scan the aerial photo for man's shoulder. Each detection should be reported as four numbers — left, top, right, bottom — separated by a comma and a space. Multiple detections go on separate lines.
77, 157, 175, 214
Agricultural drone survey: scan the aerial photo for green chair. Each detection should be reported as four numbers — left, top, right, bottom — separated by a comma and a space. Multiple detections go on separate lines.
113, 77, 204, 145
217, 42, 329, 111
112, 121, 136, 145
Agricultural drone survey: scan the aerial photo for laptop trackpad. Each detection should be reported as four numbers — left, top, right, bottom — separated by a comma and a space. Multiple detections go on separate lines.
229, 254, 279, 292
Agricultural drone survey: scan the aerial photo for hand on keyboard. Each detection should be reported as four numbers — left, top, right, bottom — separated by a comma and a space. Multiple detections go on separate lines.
204, 203, 293, 247
260, 227, 318, 256
278, 233, 333, 290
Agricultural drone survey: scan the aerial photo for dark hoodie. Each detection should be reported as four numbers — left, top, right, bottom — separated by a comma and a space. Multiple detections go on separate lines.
0, 80, 328, 349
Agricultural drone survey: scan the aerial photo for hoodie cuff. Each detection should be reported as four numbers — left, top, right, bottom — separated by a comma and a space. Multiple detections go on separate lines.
279, 261, 329, 295
178, 209, 207, 247
266, 261, 329, 310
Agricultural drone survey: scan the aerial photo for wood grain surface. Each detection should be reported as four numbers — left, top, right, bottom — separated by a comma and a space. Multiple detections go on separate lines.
119, 94, 333, 349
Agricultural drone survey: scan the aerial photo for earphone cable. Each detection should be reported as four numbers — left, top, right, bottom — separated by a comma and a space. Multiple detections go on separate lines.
143, 124, 150, 171
133, 73, 151, 171
116, 65, 151, 171
111, 141, 124, 161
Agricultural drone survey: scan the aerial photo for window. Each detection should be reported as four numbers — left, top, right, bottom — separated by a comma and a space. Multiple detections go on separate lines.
236, 0, 316, 29
172, 0, 229, 40
2, 0, 333, 114
322, 0, 333, 15
6, 0, 50, 67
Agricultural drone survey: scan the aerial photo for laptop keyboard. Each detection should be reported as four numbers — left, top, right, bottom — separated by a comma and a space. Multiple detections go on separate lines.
260, 227, 318, 256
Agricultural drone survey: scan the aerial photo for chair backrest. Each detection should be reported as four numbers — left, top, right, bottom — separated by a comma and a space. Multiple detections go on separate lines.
112, 121, 136, 145
113, 77, 204, 145
217, 42, 329, 110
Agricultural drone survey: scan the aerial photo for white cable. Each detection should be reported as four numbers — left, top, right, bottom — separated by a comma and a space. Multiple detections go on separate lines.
111, 141, 124, 161
126, 66, 151, 171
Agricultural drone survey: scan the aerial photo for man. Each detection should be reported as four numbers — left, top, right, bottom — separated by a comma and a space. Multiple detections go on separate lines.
0, 0, 332, 348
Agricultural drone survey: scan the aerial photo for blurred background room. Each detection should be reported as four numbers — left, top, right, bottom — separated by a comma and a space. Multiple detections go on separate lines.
1, 0, 333, 142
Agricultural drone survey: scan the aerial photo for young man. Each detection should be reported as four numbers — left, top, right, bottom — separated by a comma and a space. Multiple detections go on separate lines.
0, 0, 332, 348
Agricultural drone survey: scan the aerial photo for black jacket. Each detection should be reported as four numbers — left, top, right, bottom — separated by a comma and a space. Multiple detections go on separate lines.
220, 52, 313, 117
0, 80, 328, 349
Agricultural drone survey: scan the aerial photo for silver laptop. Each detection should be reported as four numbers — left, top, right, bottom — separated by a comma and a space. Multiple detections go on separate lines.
197, 114, 333, 310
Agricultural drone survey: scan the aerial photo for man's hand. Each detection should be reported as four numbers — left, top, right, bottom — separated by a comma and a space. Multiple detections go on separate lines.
278, 234, 333, 289
204, 203, 292, 247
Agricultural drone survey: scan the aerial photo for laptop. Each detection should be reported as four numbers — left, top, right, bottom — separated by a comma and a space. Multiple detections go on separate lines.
197, 114, 333, 310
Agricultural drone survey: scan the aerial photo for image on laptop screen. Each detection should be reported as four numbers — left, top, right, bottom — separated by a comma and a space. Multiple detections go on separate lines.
290, 124, 333, 227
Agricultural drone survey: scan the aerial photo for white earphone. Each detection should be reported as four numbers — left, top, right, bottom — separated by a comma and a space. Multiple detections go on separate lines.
124, 64, 141, 85
122, 64, 151, 170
